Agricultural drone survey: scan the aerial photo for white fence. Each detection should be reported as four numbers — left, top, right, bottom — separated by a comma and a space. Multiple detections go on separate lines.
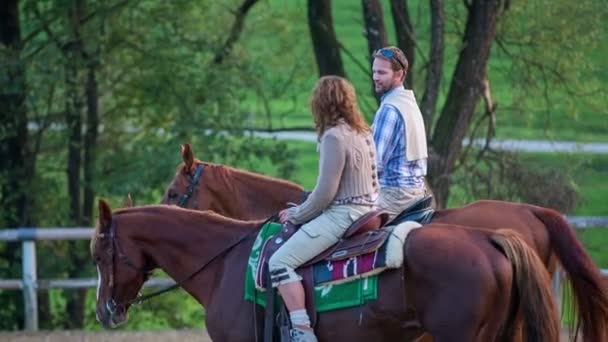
0, 216, 607, 331
0, 228, 175, 331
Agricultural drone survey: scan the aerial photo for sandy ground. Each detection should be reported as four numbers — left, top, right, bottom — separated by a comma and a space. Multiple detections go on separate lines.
0, 329, 578, 341
0, 330, 213, 342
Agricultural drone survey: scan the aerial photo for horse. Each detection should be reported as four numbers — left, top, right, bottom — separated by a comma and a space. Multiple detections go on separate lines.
161, 144, 608, 341
92, 200, 561, 341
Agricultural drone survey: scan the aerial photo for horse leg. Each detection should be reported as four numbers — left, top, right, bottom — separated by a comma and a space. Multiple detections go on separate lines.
413, 286, 488, 342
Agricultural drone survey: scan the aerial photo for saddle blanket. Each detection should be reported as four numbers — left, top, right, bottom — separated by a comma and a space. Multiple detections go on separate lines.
244, 221, 421, 312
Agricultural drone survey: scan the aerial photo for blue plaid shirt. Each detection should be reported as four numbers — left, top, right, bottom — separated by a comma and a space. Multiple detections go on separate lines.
372, 87, 427, 188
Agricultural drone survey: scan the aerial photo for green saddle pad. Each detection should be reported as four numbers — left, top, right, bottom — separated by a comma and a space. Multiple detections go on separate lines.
244, 222, 378, 312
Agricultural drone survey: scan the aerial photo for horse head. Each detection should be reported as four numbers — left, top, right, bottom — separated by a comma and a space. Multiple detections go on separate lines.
162, 143, 214, 210
162, 143, 306, 220
91, 200, 152, 328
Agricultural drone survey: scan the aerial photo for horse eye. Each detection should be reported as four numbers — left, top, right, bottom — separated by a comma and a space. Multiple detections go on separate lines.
168, 191, 178, 199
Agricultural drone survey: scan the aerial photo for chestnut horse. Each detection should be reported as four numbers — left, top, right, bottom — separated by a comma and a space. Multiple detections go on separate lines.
162, 144, 608, 341
92, 201, 561, 341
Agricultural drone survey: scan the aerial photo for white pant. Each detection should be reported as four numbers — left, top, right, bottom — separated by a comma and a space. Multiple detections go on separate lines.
268, 204, 374, 287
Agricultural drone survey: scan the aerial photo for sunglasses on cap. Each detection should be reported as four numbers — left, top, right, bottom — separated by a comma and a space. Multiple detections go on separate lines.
374, 48, 406, 70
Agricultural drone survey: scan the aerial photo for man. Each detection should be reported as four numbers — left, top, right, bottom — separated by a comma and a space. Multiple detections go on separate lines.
371, 46, 428, 221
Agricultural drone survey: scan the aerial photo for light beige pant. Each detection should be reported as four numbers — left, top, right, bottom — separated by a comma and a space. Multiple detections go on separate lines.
268, 204, 374, 287
377, 186, 426, 222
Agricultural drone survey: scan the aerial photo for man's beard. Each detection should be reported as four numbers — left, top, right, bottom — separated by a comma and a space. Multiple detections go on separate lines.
375, 83, 391, 96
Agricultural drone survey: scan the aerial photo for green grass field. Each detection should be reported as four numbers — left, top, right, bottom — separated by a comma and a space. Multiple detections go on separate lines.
241, 0, 607, 142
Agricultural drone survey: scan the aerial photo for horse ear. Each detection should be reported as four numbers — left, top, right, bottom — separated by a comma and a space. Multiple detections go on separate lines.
123, 193, 133, 208
98, 199, 113, 231
181, 143, 194, 171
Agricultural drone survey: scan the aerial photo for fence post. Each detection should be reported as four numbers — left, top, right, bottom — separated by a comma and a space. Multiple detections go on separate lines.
22, 240, 38, 331
551, 268, 562, 319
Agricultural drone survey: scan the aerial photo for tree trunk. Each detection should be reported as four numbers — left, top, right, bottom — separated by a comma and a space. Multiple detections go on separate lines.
213, 0, 260, 65
0, 0, 29, 228
361, 0, 388, 100
64, 0, 87, 328
429, 0, 505, 208
0, 0, 28, 329
362, 0, 388, 58
420, 0, 444, 134
83, 63, 98, 224
65, 2, 84, 226
307, 0, 345, 77
390, 0, 415, 88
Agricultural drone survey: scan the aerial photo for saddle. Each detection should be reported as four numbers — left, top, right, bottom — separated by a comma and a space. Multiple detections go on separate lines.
259, 209, 390, 341
260, 209, 390, 282
388, 194, 435, 226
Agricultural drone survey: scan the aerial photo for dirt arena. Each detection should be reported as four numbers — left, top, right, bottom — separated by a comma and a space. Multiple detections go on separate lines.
0, 329, 577, 341
0, 330, 212, 342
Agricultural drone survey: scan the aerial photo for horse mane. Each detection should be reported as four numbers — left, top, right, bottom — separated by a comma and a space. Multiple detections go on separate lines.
91, 205, 263, 256
176, 159, 303, 190
114, 205, 261, 226
90, 205, 166, 255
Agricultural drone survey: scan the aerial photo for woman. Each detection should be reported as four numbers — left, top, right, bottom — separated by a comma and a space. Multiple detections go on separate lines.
268, 76, 379, 342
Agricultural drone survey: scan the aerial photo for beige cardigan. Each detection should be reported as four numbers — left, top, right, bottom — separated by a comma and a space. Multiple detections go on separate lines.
286, 122, 379, 224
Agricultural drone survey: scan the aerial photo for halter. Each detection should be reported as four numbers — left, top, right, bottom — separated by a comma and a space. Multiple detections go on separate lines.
99, 214, 264, 311
177, 163, 205, 207
100, 218, 151, 315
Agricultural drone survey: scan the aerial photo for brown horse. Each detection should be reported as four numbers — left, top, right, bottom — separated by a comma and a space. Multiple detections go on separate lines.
92, 200, 561, 341
162, 144, 608, 341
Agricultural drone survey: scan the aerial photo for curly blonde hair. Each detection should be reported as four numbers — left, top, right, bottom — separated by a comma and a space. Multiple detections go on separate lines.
310, 76, 370, 138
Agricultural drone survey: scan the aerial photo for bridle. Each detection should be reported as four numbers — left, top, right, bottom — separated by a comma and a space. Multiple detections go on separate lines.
174, 163, 310, 211
99, 217, 151, 316
177, 163, 205, 207
98, 214, 263, 312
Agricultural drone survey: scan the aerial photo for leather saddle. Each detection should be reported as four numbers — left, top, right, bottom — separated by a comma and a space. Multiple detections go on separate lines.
388, 194, 435, 226
260, 209, 390, 280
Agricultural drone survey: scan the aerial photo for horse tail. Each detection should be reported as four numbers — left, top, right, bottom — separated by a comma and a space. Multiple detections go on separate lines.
491, 229, 560, 342
532, 207, 608, 342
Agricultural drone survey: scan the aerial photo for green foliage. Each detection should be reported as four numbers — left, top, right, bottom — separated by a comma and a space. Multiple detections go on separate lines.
82, 289, 205, 330
451, 149, 579, 214
0, 0, 304, 331
492, 0, 608, 141
243, 0, 607, 142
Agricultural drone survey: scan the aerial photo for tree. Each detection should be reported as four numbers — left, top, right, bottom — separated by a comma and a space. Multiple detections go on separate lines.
361, 0, 388, 58
307, 0, 345, 77
428, 0, 507, 208
361, 0, 388, 101
0, 0, 298, 330
0, 0, 29, 329
213, 0, 261, 65
0, 1, 29, 229
419, 0, 444, 134
390, 0, 415, 88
